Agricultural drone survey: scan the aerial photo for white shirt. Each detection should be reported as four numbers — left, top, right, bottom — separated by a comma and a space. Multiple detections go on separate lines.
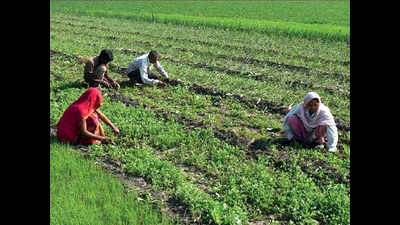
127, 54, 168, 85
283, 104, 338, 152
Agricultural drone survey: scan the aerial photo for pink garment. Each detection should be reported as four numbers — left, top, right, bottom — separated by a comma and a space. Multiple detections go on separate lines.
288, 114, 327, 144
56, 88, 103, 144
295, 92, 335, 132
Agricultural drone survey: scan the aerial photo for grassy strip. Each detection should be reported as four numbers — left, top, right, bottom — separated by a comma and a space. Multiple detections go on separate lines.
50, 1, 349, 42
50, 0, 350, 27
50, 139, 175, 225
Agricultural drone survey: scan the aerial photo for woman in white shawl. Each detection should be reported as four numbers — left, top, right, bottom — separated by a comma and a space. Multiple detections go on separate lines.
282, 92, 338, 152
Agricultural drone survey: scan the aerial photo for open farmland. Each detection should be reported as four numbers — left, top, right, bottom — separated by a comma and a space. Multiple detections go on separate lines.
50, 1, 350, 225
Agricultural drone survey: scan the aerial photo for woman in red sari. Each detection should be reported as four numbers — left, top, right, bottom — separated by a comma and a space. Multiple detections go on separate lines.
56, 87, 120, 145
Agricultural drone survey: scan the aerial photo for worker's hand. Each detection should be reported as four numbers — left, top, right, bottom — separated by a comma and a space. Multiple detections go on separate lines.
158, 80, 166, 86
101, 136, 113, 144
112, 126, 120, 135
102, 82, 112, 88
113, 82, 120, 90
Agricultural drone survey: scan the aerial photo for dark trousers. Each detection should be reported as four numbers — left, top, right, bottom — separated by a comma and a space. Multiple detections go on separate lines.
127, 69, 160, 83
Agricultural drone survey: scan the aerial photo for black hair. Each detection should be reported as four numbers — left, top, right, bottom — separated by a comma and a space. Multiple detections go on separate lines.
148, 50, 159, 58
99, 49, 113, 62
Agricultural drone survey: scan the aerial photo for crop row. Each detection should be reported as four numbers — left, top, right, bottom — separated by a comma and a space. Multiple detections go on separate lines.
51, 79, 250, 224
49, 18, 350, 92
50, 51, 349, 189
50, 49, 350, 135
51, 19, 350, 77
50, 25, 350, 98
51, 14, 349, 67
51, 9, 350, 225
50, 71, 349, 225
50, 31, 350, 126
50, 122, 198, 225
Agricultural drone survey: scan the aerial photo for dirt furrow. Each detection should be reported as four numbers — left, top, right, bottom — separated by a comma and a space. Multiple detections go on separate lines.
52, 18, 350, 67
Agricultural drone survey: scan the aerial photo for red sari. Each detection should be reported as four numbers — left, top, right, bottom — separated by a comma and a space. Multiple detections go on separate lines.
56, 88, 103, 145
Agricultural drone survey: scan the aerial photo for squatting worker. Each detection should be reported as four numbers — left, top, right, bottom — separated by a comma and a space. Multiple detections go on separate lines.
84, 49, 120, 90
57, 87, 120, 146
126, 50, 168, 86
282, 92, 338, 152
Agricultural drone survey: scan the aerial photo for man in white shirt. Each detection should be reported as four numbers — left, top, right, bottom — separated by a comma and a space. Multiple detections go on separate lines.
126, 50, 168, 86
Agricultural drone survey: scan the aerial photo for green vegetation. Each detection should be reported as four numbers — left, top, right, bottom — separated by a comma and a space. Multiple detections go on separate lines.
51, 1, 349, 42
50, 1, 350, 224
50, 140, 176, 225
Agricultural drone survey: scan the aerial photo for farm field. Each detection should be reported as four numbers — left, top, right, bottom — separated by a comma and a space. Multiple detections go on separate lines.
50, 139, 176, 225
50, 1, 350, 225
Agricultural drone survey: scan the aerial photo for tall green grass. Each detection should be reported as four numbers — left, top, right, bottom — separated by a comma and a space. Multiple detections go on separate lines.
50, 140, 176, 225
50, 1, 349, 42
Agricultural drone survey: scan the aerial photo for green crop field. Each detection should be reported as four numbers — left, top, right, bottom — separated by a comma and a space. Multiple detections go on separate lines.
50, 1, 350, 224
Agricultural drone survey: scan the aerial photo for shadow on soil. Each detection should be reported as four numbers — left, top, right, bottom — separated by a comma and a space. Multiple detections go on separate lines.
248, 137, 317, 154
56, 80, 89, 91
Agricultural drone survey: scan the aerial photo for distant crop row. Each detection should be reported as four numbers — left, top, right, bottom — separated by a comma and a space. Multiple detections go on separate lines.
51, 19, 350, 78
51, 1, 349, 42
51, 14, 349, 64
53, 15, 350, 67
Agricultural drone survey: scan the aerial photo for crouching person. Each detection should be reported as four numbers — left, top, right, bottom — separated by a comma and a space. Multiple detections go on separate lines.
57, 87, 120, 146
126, 50, 168, 86
84, 49, 120, 90
282, 92, 338, 152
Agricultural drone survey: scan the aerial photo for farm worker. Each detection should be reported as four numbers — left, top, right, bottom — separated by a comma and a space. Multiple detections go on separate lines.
84, 49, 120, 90
282, 92, 338, 152
56, 87, 120, 145
126, 50, 168, 86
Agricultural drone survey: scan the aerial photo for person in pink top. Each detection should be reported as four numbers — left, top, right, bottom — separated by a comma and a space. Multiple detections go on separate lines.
282, 92, 338, 152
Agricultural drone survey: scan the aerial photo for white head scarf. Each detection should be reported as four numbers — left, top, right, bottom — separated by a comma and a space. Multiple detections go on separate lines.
294, 92, 335, 132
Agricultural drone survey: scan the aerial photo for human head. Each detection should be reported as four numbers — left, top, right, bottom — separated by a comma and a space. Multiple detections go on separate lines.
79, 87, 102, 109
148, 50, 159, 64
304, 92, 321, 114
99, 49, 113, 64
